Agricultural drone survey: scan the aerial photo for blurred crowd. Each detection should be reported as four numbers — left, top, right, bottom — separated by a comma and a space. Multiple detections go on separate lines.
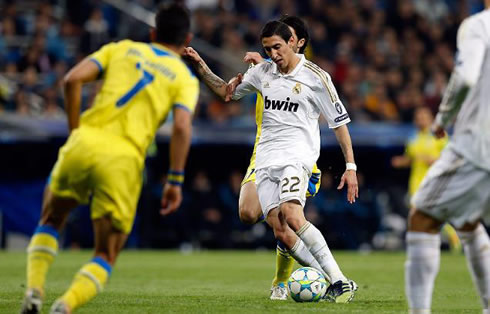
0, 0, 485, 124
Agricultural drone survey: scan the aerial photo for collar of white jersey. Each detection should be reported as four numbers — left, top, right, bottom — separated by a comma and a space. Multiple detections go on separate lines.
272, 54, 305, 77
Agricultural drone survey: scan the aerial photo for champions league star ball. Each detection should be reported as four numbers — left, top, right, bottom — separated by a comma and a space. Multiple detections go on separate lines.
288, 267, 328, 302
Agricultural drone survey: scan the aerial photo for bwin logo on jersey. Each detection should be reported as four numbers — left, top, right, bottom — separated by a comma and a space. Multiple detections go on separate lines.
264, 96, 299, 112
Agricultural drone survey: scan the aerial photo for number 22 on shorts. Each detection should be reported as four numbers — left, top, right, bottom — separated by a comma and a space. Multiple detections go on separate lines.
281, 176, 300, 193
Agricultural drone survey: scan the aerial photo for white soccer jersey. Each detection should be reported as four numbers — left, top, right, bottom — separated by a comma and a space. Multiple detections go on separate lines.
232, 54, 350, 172
449, 9, 490, 171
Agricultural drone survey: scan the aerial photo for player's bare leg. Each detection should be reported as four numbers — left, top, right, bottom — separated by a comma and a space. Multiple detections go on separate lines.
264, 208, 295, 300
51, 215, 128, 313
405, 209, 443, 313
238, 181, 262, 224
276, 201, 355, 303
239, 181, 298, 300
21, 187, 78, 314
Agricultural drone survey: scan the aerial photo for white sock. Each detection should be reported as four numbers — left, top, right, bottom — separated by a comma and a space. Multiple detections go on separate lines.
290, 238, 331, 283
457, 224, 490, 309
405, 231, 440, 311
296, 222, 345, 283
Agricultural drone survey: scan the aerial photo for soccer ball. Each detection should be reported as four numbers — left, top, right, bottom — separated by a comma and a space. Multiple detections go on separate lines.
288, 267, 328, 302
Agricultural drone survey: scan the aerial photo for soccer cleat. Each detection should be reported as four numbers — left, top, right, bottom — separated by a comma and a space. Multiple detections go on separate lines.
270, 283, 288, 301
50, 300, 71, 314
20, 289, 42, 314
349, 279, 358, 292
324, 280, 356, 303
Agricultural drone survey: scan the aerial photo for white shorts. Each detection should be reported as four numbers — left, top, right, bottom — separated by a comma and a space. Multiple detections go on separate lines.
412, 148, 490, 228
256, 163, 309, 218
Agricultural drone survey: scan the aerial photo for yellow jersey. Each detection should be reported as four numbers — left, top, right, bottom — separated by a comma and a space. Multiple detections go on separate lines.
83, 40, 199, 156
406, 129, 448, 195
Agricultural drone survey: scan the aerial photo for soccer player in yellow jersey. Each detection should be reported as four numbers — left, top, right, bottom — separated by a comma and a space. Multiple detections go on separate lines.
237, 16, 322, 300
391, 107, 460, 251
20, 4, 198, 314
392, 107, 448, 196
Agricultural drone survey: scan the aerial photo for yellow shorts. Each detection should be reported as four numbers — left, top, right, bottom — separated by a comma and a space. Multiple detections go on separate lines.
241, 162, 322, 198
49, 127, 144, 234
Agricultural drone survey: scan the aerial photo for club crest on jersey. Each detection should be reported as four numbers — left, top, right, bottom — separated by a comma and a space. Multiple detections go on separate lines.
334, 101, 343, 114
264, 96, 299, 112
292, 83, 302, 94
263, 82, 270, 88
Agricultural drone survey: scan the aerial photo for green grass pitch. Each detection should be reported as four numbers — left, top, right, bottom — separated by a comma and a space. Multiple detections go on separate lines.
0, 250, 481, 313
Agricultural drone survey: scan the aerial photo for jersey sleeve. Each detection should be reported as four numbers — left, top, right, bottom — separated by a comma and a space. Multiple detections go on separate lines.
88, 41, 119, 75
315, 72, 351, 128
173, 68, 200, 113
455, 17, 487, 86
232, 63, 262, 100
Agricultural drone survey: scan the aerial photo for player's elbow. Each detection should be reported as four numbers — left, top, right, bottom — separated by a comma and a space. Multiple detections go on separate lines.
63, 71, 81, 88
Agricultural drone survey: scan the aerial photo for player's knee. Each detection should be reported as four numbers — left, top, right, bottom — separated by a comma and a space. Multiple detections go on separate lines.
238, 205, 259, 224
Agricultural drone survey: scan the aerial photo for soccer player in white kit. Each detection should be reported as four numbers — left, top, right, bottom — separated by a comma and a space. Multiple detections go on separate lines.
405, 3, 490, 313
185, 20, 359, 303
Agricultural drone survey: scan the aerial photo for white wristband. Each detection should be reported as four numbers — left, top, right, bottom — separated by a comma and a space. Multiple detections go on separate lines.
346, 163, 357, 171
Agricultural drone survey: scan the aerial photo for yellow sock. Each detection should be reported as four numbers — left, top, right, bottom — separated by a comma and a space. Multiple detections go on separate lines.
60, 257, 111, 311
272, 242, 295, 287
27, 225, 59, 294
442, 224, 462, 253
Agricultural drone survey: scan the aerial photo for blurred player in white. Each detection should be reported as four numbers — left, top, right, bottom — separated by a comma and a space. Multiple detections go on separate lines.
405, 2, 490, 313
185, 20, 359, 303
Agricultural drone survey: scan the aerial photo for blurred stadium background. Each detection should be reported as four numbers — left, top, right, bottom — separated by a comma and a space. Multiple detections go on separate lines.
0, 0, 485, 252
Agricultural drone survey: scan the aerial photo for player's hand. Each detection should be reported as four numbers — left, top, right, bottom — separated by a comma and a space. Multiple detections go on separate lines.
391, 156, 405, 168
244, 52, 264, 65
160, 183, 183, 216
225, 73, 243, 102
183, 47, 202, 64
431, 123, 446, 139
337, 170, 359, 204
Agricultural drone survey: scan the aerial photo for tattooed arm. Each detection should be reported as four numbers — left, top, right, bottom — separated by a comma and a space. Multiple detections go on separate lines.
184, 47, 241, 101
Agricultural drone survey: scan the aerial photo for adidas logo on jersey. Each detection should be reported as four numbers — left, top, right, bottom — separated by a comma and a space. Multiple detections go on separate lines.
264, 96, 299, 112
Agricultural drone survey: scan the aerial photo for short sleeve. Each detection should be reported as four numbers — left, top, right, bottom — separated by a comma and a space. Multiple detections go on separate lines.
88, 41, 118, 75
455, 18, 486, 86
232, 63, 262, 100
314, 71, 351, 128
173, 69, 200, 113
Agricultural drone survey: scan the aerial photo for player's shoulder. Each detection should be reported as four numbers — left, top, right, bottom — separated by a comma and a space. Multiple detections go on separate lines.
249, 59, 273, 75
467, 8, 490, 24
302, 60, 333, 88
145, 43, 196, 80
98, 39, 144, 56
458, 9, 490, 39
112, 39, 138, 49
303, 60, 330, 76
